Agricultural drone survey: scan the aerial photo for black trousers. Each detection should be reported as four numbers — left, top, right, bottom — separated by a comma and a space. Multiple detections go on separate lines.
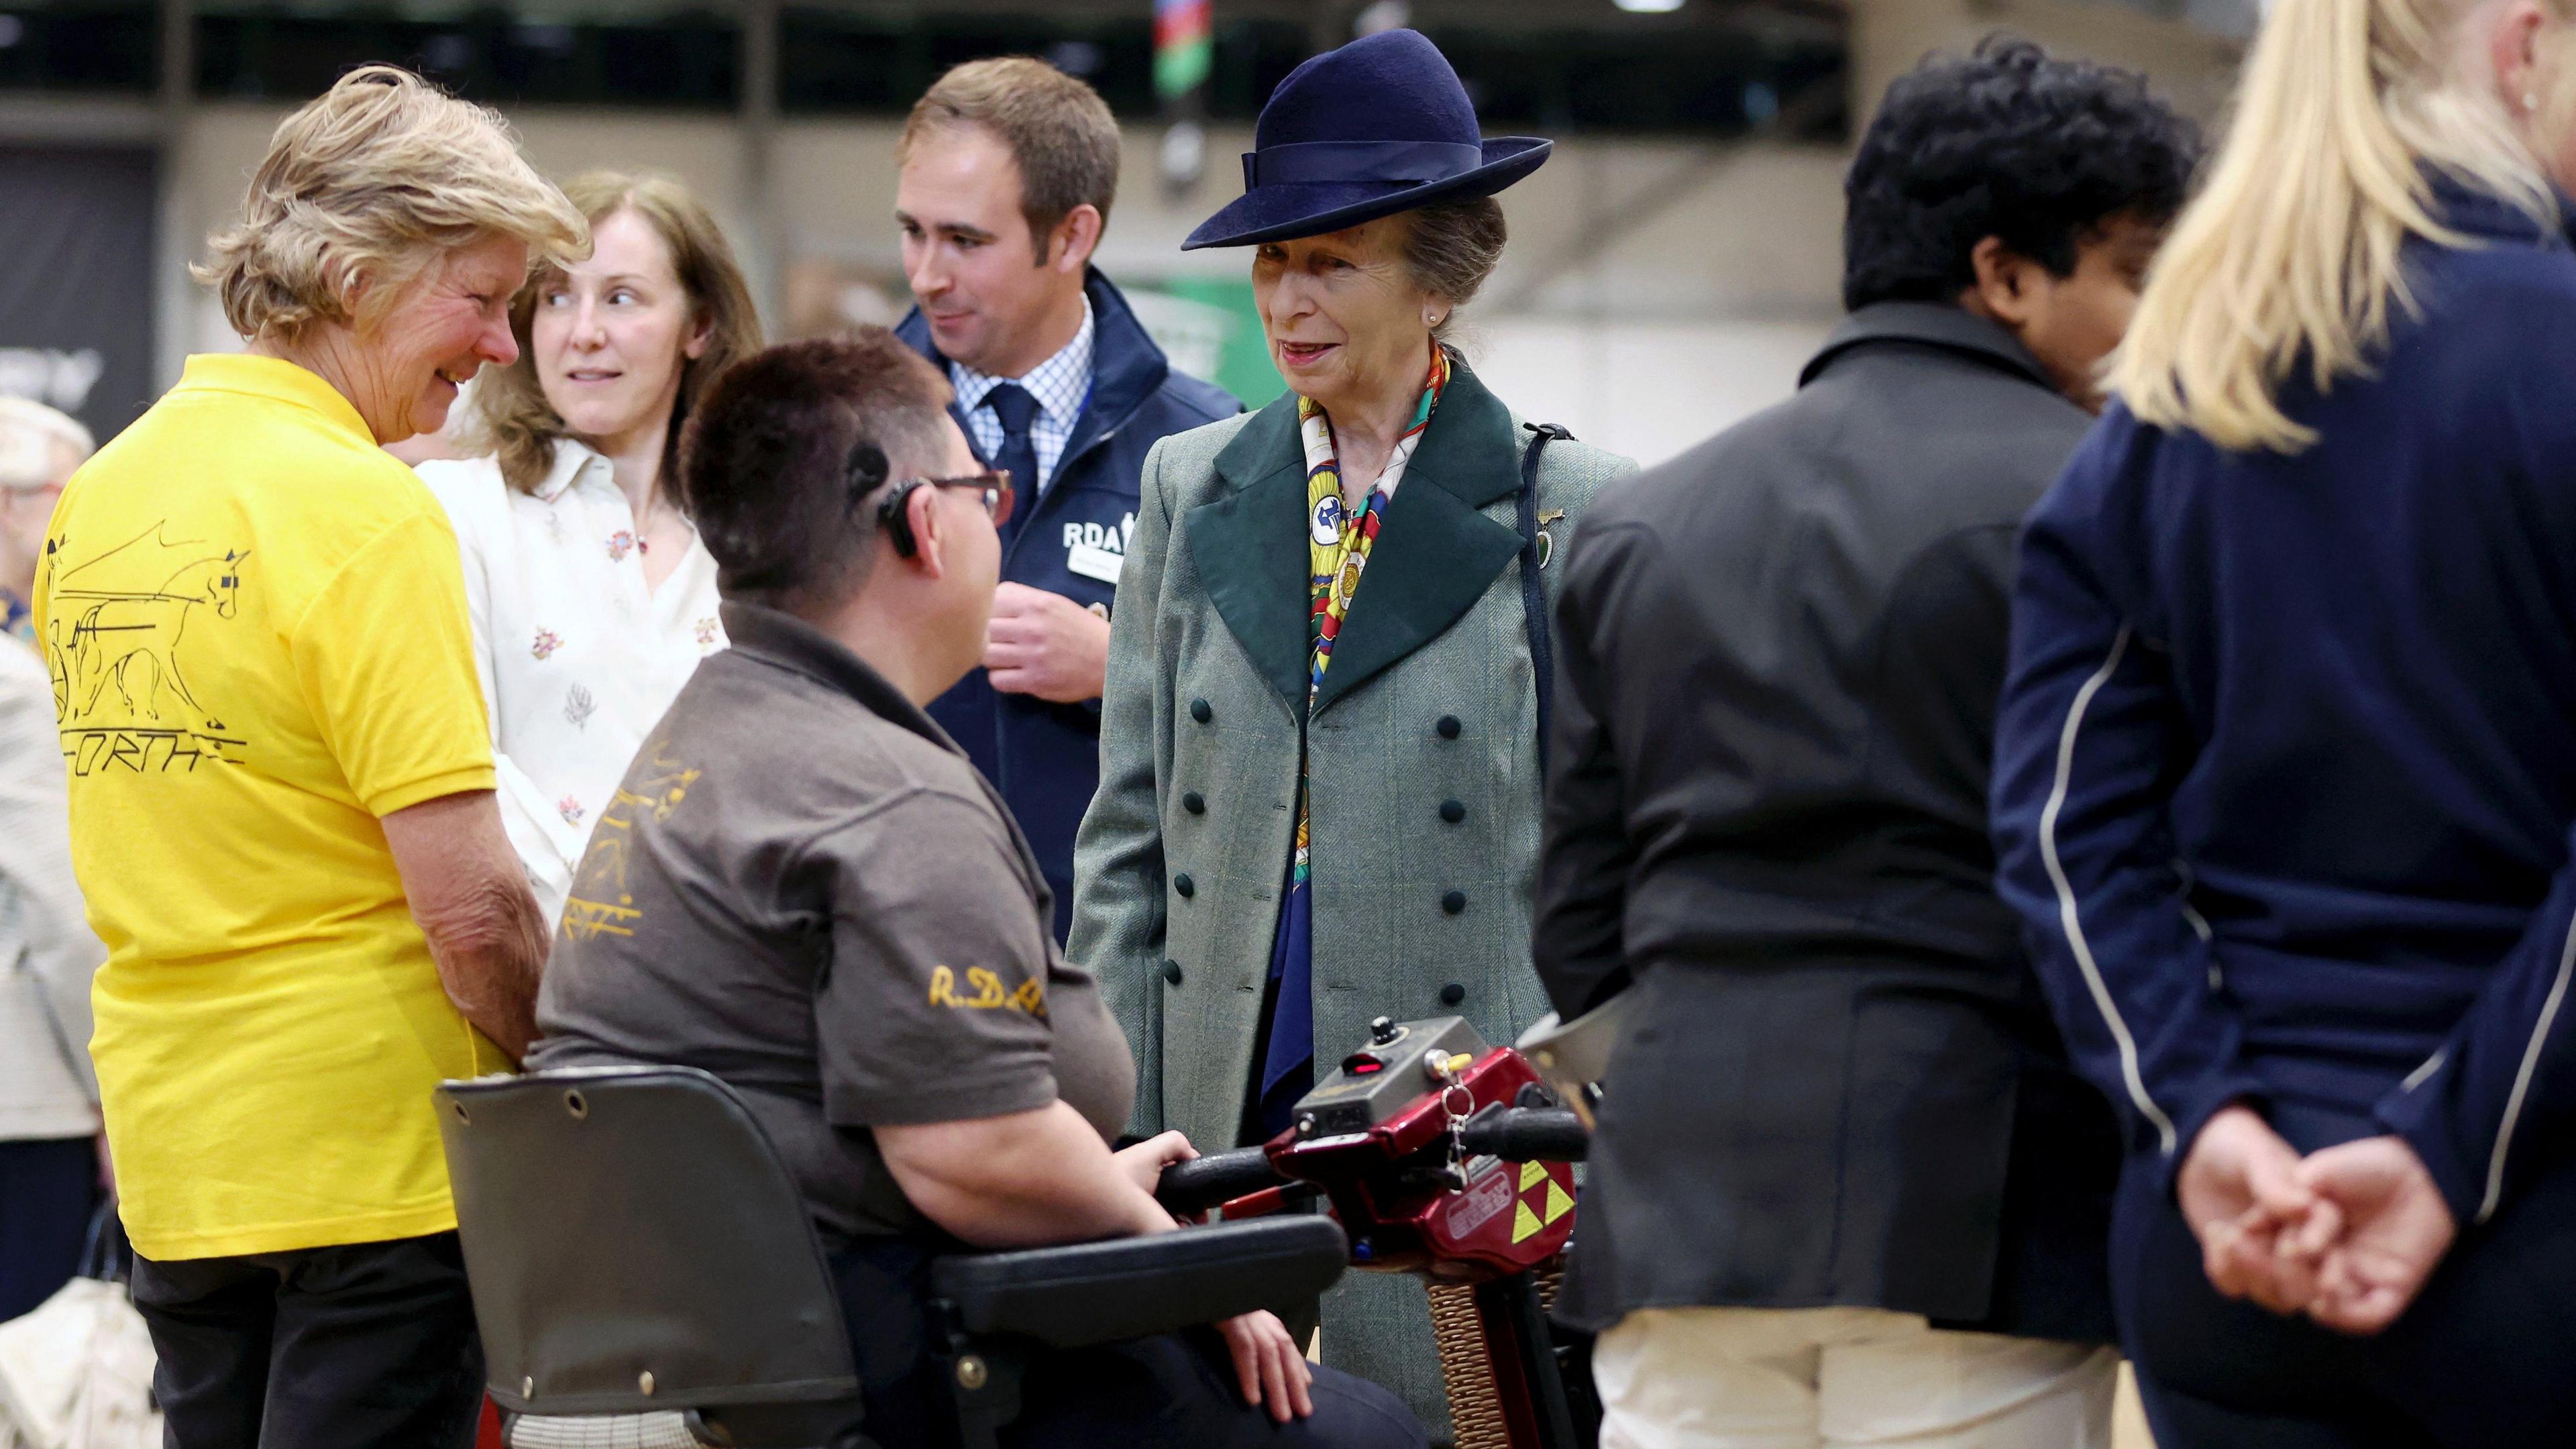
131, 1231, 485, 1449
0, 1136, 101, 1321
2113, 1108, 2576, 1448
831, 1237, 1426, 1449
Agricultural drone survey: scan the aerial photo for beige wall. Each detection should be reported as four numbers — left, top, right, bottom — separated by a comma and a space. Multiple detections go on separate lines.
1851, 0, 2245, 131
146, 0, 2248, 469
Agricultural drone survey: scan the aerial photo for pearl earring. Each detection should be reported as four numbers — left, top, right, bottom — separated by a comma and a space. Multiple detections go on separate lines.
2526, 92, 2542, 112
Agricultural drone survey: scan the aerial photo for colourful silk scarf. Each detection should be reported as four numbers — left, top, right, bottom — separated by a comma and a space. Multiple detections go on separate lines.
1256, 345, 1451, 1134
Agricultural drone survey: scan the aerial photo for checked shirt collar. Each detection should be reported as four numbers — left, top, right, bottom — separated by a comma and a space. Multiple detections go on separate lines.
948, 295, 1095, 497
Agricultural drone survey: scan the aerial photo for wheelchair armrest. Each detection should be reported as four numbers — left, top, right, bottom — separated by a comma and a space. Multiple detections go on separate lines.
928, 1217, 1346, 1350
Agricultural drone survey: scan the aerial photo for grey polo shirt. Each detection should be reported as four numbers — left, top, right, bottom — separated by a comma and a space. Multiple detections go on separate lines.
527, 601, 1136, 1242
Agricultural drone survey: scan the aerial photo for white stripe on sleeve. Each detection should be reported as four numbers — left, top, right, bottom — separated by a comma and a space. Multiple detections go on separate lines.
2037, 626, 2183, 1157
2479, 910, 2576, 1224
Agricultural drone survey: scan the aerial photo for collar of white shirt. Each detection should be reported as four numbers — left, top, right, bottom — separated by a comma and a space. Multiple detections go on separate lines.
949, 299, 1094, 441
533, 436, 612, 502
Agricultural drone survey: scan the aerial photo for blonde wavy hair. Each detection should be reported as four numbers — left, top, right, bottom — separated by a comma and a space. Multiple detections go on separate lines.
469, 172, 764, 494
2113, 0, 2576, 451
197, 65, 587, 342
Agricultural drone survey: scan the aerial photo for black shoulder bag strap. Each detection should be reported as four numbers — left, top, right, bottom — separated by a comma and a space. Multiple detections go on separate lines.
1517, 421, 1572, 775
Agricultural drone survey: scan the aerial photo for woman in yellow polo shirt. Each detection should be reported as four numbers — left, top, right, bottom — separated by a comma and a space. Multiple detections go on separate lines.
34, 66, 582, 1447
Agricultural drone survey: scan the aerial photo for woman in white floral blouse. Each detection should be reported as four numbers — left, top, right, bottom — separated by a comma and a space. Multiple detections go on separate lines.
419, 171, 761, 924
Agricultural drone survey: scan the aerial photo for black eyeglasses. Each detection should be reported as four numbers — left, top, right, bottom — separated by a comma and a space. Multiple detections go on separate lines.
875, 470, 1015, 557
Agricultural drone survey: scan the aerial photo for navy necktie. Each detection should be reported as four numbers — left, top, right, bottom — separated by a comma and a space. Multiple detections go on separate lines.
983, 382, 1040, 545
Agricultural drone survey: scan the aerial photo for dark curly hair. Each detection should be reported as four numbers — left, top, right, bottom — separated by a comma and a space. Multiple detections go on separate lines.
1841, 36, 2200, 313
676, 329, 953, 612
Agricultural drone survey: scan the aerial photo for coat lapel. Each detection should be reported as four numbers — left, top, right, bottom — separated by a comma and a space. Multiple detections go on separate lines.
1187, 393, 1313, 714
1311, 358, 1523, 714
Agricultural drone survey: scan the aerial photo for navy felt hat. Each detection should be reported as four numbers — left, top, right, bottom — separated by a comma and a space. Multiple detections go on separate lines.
1181, 29, 1552, 251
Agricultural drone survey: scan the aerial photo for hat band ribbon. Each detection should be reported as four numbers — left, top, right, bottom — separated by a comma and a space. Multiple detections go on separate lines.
1242, 140, 1486, 189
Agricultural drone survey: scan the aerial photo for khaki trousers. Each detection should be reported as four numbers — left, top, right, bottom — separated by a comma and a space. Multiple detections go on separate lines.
1593, 1306, 2118, 1449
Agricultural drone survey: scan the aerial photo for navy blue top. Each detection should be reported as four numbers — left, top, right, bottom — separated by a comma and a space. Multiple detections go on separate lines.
899, 270, 1239, 943
1992, 183, 2576, 1229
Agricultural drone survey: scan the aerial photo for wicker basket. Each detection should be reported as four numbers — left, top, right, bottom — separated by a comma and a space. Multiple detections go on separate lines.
1426, 1261, 1563, 1449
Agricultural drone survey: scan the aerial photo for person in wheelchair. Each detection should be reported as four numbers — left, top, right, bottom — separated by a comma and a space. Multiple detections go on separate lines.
523, 329, 1426, 1449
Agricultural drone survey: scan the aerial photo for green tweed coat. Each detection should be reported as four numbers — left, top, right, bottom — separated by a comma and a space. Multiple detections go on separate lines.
1069, 356, 1635, 1435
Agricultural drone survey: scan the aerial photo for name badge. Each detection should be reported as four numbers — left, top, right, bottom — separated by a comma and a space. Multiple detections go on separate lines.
1067, 542, 1126, 585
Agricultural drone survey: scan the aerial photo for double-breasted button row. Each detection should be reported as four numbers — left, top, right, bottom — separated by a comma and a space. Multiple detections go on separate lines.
1175, 704, 1212, 912
1430, 716, 1469, 917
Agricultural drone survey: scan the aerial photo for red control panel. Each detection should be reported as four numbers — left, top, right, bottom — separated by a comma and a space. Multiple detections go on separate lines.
1262, 1045, 1576, 1283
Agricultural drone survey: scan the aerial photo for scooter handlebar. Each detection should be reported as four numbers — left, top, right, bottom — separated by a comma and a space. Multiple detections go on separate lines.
1155, 1147, 1286, 1217
1457, 1108, 1589, 1163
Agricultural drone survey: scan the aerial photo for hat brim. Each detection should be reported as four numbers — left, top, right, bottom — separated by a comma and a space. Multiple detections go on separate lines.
1181, 137, 1552, 250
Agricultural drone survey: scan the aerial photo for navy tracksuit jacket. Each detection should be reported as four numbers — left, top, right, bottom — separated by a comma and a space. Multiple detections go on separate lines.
1991, 184, 2576, 1443
900, 271, 1238, 942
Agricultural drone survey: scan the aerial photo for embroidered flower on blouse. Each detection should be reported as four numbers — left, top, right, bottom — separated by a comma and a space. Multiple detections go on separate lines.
557, 796, 585, 826
606, 530, 637, 562
564, 684, 596, 730
531, 628, 562, 661
694, 616, 719, 647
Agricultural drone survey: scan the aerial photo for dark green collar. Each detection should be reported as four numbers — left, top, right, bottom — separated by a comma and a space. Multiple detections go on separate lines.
1189, 354, 1527, 718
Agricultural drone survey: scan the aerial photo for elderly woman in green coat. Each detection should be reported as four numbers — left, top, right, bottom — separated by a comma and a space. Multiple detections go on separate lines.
1069, 28, 1634, 1436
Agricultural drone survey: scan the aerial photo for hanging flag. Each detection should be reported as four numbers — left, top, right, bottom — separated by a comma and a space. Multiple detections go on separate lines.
1154, 0, 1213, 102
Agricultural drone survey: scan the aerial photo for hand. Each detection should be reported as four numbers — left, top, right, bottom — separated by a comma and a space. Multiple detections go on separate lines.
2298, 1136, 2457, 1336
1216, 1310, 1316, 1423
985, 583, 1110, 703
2177, 1105, 2339, 1314
1111, 1129, 1197, 1202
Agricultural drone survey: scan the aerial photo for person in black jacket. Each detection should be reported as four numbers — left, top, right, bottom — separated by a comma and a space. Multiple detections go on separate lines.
892, 57, 1240, 943
1534, 39, 2197, 1449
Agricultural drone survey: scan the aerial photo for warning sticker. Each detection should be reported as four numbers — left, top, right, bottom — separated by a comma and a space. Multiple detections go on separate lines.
1509, 1163, 1577, 1244
1446, 1164, 1515, 1238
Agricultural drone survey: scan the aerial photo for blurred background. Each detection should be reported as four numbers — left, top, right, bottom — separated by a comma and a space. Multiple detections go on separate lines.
1, 0, 2251, 468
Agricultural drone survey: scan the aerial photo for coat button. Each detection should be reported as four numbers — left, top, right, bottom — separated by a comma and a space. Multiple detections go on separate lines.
1436, 715, 1461, 740
1182, 790, 1206, 814
1191, 698, 1214, 724
1439, 983, 1466, 1007
1175, 873, 1196, 898
1439, 799, 1466, 824
1442, 890, 1466, 915
1162, 960, 1183, 986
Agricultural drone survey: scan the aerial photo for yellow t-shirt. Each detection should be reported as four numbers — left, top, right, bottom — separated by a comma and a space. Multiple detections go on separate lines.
34, 353, 504, 1260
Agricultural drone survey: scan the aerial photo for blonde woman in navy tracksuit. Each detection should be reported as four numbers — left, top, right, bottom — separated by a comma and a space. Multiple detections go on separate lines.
1990, 0, 2576, 1443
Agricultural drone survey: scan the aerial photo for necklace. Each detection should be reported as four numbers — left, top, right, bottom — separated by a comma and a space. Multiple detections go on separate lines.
634, 492, 665, 553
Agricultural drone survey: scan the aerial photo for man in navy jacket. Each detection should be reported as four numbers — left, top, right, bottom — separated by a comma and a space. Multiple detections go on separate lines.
893, 58, 1238, 940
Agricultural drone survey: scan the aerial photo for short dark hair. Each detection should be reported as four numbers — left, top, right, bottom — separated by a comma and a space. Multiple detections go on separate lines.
1841, 36, 2199, 313
900, 57, 1121, 264
676, 330, 954, 612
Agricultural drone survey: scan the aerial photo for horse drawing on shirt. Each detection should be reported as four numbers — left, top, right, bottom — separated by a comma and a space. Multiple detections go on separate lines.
561, 741, 701, 941
48, 523, 250, 728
